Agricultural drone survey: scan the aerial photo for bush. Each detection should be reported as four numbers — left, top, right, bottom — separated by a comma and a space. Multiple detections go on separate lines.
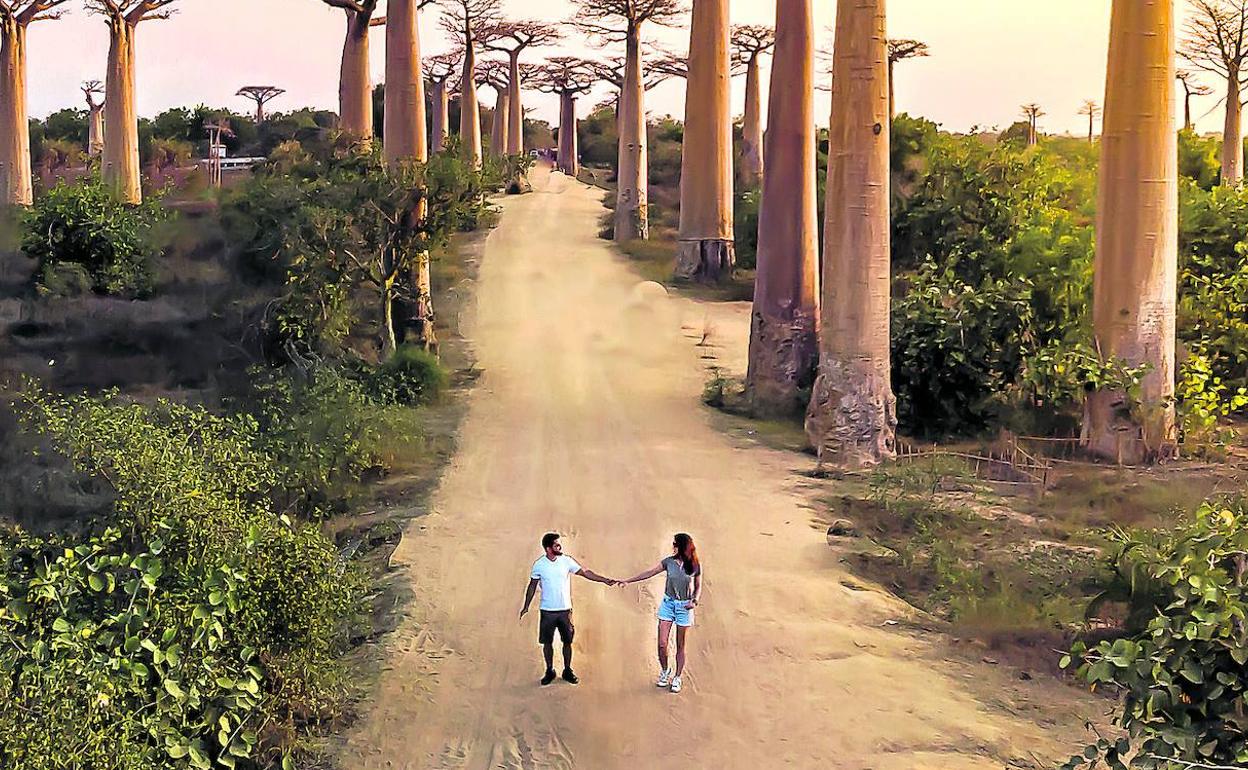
0, 386, 362, 770
21, 177, 166, 297
370, 345, 448, 406
733, 190, 760, 270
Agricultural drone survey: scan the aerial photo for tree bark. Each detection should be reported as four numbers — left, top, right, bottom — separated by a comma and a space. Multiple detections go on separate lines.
490, 88, 509, 158
383, 0, 427, 168
459, 40, 483, 167
339, 11, 374, 141
887, 57, 895, 119
1183, 90, 1192, 132
746, 0, 819, 417
675, 0, 735, 283
507, 51, 524, 155
0, 19, 32, 207
557, 91, 579, 176
740, 55, 764, 187
89, 103, 105, 156
1083, 0, 1177, 464
614, 25, 649, 241
1222, 72, 1243, 186
103, 16, 141, 204
431, 79, 449, 152
805, 0, 896, 468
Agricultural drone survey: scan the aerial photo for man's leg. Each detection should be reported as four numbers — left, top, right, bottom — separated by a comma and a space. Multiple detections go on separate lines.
561, 641, 573, 671
543, 642, 555, 674
559, 613, 579, 683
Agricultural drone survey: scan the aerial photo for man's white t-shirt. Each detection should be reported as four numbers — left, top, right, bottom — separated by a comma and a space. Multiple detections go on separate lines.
531, 554, 582, 611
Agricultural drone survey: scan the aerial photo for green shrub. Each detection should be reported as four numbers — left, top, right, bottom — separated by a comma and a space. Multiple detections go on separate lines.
1176, 352, 1248, 458
370, 345, 448, 406
21, 177, 167, 297
733, 190, 760, 270
0, 386, 362, 770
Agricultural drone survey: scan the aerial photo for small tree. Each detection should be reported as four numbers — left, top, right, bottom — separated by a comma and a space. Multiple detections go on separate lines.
1020, 102, 1045, 146
82, 80, 106, 157
886, 38, 929, 119
480, 19, 561, 156
1077, 99, 1101, 143
1177, 68, 1215, 131
424, 51, 459, 153
0, 0, 69, 207
731, 24, 775, 187
1182, 0, 1248, 186
236, 85, 285, 123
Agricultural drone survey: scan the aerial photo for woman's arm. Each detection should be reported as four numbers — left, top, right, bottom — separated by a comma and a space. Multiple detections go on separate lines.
689, 572, 702, 605
621, 563, 665, 584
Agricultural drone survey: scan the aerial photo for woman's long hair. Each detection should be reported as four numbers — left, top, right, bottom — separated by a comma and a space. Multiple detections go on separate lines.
673, 533, 699, 576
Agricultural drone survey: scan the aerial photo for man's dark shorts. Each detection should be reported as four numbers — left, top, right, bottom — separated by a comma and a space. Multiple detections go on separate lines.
538, 609, 574, 645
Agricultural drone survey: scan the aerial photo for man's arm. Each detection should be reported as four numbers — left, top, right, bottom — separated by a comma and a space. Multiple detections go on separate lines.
519, 577, 539, 618
575, 568, 617, 585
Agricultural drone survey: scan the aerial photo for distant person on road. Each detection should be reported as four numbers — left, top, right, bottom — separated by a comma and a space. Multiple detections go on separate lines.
620, 533, 703, 694
519, 532, 619, 686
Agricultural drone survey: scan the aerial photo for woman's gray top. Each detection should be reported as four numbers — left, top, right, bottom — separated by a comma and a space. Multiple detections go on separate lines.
662, 557, 700, 600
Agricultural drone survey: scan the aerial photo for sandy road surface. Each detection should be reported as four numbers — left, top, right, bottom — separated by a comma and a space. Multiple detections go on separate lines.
343, 166, 1087, 770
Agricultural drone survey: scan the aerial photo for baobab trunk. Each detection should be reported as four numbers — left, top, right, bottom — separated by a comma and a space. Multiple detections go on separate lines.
557, 92, 579, 176
103, 17, 141, 204
740, 54, 764, 187
507, 52, 524, 155
88, 103, 105, 156
746, 0, 819, 416
1222, 73, 1242, 186
0, 20, 31, 206
805, 0, 896, 468
614, 27, 649, 241
339, 12, 374, 141
1083, 0, 1177, 464
383, 0, 427, 168
887, 57, 895, 118
675, 0, 735, 282
490, 90, 509, 157
460, 44, 483, 167
431, 80, 449, 152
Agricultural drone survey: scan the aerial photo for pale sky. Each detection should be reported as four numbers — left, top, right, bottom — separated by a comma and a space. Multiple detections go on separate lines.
27, 1, 1220, 136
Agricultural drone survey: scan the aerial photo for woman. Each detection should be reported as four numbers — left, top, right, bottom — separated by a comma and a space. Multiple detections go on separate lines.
621, 533, 702, 694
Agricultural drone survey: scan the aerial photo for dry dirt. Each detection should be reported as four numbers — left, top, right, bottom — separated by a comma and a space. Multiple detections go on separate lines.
341, 166, 1096, 770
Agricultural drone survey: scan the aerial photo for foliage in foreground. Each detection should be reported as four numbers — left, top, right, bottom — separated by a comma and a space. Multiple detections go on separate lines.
0, 387, 363, 770
1063, 501, 1248, 769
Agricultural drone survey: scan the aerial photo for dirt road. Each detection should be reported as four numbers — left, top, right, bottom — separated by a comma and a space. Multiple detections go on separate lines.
343, 167, 1087, 769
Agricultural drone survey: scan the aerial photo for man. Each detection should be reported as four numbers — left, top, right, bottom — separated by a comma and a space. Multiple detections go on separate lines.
519, 532, 617, 685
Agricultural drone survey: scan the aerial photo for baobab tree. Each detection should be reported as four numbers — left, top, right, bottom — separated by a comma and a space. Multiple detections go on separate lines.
481, 19, 561, 156
731, 24, 775, 187
1020, 102, 1044, 146
674, 0, 735, 282
1085, 0, 1178, 463
439, 0, 503, 167
1177, 68, 1215, 130
805, 0, 895, 467
573, 0, 685, 243
236, 85, 285, 123
477, 59, 510, 158
87, 0, 178, 204
383, 0, 433, 168
886, 38, 928, 119
424, 51, 458, 152
83, 80, 105, 156
0, 0, 68, 207
1181, 0, 1248, 185
745, 0, 817, 416
317, 0, 384, 142
1077, 99, 1101, 142
533, 57, 596, 177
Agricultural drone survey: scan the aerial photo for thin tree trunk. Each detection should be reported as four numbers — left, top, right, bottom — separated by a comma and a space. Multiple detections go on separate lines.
557, 91, 579, 176
339, 12, 374, 141
614, 25, 649, 241
1083, 0, 1177, 464
431, 80, 449, 152
888, 57, 895, 119
460, 38, 483, 167
507, 51, 524, 155
89, 104, 105, 156
1088, 113, 1094, 143
384, 0, 426, 168
1183, 89, 1192, 132
740, 55, 764, 187
746, 0, 819, 416
675, 0, 735, 283
103, 17, 141, 204
490, 89, 509, 158
1222, 72, 1243, 186
805, 0, 896, 468
0, 20, 32, 206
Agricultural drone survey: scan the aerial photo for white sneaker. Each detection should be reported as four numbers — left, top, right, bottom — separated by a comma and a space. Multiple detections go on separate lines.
656, 668, 672, 687
670, 675, 683, 694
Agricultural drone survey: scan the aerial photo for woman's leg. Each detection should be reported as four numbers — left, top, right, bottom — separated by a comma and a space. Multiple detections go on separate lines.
674, 625, 689, 676
657, 620, 674, 671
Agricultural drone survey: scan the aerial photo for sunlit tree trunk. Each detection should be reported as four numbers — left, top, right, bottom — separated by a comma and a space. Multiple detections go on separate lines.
384, 0, 426, 167
460, 41, 483, 167
507, 51, 524, 155
490, 88, 509, 157
0, 19, 31, 206
614, 24, 649, 241
431, 79, 449, 152
1083, 0, 1177, 463
740, 53, 764, 186
746, 0, 818, 416
675, 0, 734, 282
339, 11, 375, 141
805, 0, 896, 467
557, 91, 579, 176
1222, 73, 1243, 186
89, 102, 105, 156
103, 15, 141, 203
